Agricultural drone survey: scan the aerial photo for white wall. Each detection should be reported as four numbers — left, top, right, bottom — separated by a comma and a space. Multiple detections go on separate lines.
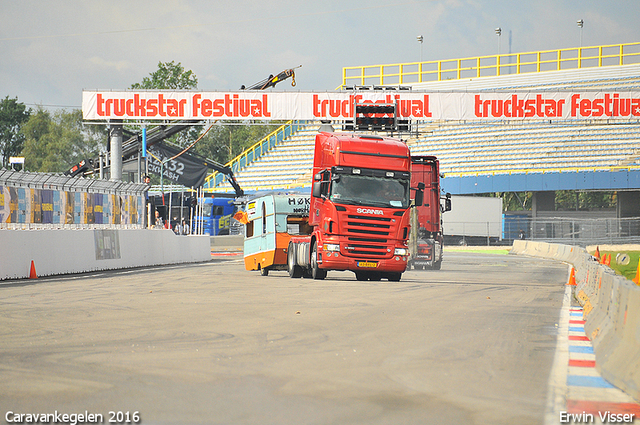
0, 229, 210, 280
442, 195, 503, 238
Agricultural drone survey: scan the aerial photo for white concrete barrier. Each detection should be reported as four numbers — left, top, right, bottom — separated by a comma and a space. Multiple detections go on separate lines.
510, 240, 640, 402
0, 229, 210, 280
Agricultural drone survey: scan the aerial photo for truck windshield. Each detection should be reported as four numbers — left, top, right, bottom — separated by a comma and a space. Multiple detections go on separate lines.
202, 203, 213, 218
330, 174, 409, 209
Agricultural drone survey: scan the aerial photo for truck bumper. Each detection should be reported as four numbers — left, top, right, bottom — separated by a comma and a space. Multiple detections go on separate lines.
411, 257, 433, 267
317, 251, 408, 273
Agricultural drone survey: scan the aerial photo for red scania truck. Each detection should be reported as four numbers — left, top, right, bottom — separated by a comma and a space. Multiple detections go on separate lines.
286, 132, 424, 281
408, 156, 450, 270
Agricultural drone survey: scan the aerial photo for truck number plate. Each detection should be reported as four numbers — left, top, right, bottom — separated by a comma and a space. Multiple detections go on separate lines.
357, 261, 378, 268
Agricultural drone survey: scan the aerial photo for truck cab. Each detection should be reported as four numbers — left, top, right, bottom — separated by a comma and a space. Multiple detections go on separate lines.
195, 195, 237, 236
408, 156, 449, 270
288, 132, 422, 282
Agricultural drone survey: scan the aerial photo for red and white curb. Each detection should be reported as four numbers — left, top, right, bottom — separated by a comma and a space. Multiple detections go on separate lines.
546, 271, 640, 424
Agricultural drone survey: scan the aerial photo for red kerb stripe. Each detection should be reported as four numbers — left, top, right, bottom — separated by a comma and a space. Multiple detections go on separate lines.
568, 359, 596, 368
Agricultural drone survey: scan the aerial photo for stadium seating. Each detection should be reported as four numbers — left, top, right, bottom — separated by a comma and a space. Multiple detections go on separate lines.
210, 62, 640, 193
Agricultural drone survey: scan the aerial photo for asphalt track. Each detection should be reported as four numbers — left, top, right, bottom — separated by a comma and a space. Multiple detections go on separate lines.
0, 252, 568, 425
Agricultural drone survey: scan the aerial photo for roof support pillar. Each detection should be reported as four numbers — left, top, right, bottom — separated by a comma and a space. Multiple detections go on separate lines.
109, 120, 123, 181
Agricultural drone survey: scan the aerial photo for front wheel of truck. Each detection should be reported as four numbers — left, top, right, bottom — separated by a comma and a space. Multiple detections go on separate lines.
311, 241, 327, 280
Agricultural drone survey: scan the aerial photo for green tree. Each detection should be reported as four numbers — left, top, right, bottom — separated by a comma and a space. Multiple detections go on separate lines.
502, 192, 532, 211
21, 109, 103, 173
131, 61, 198, 90
555, 190, 616, 211
0, 96, 31, 168
129, 62, 278, 173
193, 123, 280, 165
130, 61, 199, 149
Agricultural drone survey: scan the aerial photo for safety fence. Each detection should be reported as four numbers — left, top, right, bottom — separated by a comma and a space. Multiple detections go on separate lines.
504, 216, 640, 246
511, 240, 640, 403
341, 42, 640, 88
0, 169, 147, 230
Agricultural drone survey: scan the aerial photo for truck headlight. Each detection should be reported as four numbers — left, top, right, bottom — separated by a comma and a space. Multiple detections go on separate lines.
394, 248, 408, 256
324, 243, 340, 252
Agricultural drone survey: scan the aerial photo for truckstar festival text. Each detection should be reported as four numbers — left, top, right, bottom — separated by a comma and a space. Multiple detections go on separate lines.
83, 91, 640, 121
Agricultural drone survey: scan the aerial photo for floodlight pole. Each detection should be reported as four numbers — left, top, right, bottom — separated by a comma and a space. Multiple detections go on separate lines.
577, 19, 584, 48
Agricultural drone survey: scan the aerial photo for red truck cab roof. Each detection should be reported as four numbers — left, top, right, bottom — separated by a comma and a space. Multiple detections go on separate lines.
313, 132, 410, 175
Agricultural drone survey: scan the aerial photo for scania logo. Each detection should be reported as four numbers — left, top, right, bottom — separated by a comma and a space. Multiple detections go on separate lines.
357, 208, 384, 215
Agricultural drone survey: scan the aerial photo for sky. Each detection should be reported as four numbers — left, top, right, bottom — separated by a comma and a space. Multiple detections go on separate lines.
1, 0, 640, 111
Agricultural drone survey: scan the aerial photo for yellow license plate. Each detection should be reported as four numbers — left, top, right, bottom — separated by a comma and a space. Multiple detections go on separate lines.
357, 261, 378, 268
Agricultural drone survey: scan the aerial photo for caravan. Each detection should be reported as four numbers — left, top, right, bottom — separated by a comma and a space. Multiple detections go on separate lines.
243, 193, 312, 275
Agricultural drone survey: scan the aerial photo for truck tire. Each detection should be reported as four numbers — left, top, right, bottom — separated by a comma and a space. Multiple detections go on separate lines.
287, 243, 303, 278
432, 261, 442, 270
387, 272, 402, 282
311, 241, 327, 280
355, 272, 368, 281
260, 266, 269, 276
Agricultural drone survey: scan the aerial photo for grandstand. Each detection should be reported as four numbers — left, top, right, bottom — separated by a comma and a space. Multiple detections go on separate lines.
205, 42, 640, 199
410, 120, 640, 174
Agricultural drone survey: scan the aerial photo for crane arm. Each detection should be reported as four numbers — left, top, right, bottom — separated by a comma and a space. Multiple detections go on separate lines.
240, 66, 301, 90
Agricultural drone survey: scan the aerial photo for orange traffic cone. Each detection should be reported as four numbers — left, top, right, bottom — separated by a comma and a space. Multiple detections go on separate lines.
29, 260, 38, 279
633, 261, 640, 285
594, 246, 601, 262
605, 254, 611, 266
567, 267, 577, 286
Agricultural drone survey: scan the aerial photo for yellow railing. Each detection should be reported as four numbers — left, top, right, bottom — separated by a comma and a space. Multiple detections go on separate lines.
341, 42, 640, 88
203, 120, 296, 190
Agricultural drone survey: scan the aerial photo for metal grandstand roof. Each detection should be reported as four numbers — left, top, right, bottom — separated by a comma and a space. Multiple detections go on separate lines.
0, 169, 147, 195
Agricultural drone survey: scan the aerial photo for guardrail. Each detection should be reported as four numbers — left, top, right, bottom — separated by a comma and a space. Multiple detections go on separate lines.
511, 240, 640, 403
0, 169, 147, 229
341, 42, 640, 88
203, 120, 299, 190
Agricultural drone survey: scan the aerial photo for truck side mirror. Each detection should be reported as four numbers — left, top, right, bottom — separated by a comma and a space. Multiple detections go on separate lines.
414, 190, 424, 207
444, 198, 452, 212
312, 181, 322, 198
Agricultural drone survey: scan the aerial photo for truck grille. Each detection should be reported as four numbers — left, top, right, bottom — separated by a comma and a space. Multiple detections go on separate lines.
342, 214, 395, 258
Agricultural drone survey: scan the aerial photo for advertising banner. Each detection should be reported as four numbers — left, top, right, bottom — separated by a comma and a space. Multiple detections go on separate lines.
83, 90, 640, 121
147, 142, 209, 188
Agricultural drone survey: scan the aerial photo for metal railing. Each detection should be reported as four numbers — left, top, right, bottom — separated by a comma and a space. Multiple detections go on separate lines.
203, 120, 299, 190
504, 217, 640, 247
0, 169, 148, 230
341, 42, 640, 88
